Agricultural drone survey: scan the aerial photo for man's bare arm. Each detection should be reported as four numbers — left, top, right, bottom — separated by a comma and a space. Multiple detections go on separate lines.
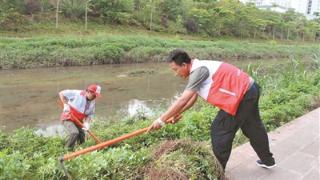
160, 90, 197, 122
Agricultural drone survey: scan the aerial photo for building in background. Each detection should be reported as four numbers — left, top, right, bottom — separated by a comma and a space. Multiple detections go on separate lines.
240, 0, 320, 19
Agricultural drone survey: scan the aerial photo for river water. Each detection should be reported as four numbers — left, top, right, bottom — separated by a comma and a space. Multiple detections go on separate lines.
0, 63, 186, 133
0, 59, 286, 135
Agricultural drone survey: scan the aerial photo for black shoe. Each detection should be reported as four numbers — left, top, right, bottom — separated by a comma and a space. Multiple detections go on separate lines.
218, 175, 229, 180
256, 160, 276, 169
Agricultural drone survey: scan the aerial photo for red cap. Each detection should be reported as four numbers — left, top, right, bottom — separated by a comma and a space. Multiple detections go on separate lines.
87, 84, 101, 97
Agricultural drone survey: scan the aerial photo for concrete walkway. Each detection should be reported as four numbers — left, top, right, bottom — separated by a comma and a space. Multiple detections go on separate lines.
225, 108, 320, 180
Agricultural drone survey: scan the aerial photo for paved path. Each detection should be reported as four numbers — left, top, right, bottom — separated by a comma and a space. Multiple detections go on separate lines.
225, 108, 320, 180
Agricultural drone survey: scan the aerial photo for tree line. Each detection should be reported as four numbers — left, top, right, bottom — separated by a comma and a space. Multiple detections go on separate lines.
1, 0, 319, 41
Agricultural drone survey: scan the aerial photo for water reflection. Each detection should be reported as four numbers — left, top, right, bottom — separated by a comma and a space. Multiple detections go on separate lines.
0, 63, 186, 132
127, 99, 153, 117
35, 124, 65, 137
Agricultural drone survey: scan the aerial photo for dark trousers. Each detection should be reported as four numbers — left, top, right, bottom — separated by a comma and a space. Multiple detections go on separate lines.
63, 120, 85, 150
210, 82, 275, 169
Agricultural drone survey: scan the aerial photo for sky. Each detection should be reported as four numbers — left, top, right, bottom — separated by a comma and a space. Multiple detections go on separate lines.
239, 0, 320, 18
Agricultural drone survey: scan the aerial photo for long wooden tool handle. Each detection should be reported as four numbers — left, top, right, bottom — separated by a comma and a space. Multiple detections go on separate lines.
63, 127, 149, 161
87, 129, 102, 144
62, 115, 182, 161
70, 114, 102, 144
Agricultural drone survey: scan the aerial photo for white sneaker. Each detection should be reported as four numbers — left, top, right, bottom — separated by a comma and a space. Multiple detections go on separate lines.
256, 160, 276, 169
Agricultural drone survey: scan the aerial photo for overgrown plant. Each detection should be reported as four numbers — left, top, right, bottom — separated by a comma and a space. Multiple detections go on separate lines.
0, 60, 319, 179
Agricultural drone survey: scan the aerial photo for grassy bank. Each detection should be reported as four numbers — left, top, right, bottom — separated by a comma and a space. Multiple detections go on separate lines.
0, 57, 319, 179
0, 23, 319, 70
1, 35, 319, 70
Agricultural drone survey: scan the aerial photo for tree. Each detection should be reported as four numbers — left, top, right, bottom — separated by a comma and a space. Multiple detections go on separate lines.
61, 0, 86, 19
185, 0, 218, 36
214, 0, 237, 36
0, 0, 26, 30
305, 20, 319, 41
85, 0, 89, 31
282, 9, 301, 40
149, 0, 153, 30
39, 0, 53, 13
25, 0, 41, 21
56, 0, 61, 28
92, 0, 134, 24
159, 0, 183, 22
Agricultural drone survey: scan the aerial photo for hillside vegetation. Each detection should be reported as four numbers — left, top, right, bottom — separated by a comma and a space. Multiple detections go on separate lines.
1, 0, 319, 41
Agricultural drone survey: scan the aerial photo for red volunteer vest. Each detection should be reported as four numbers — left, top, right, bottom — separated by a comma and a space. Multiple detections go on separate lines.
194, 61, 250, 116
193, 60, 250, 116
60, 91, 88, 127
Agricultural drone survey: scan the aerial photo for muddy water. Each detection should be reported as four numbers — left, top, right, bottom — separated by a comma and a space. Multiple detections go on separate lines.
0, 59, 287, 134
0, 63, 186, 133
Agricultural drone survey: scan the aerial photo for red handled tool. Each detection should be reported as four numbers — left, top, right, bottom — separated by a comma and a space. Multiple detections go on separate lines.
59, 115, 182, 179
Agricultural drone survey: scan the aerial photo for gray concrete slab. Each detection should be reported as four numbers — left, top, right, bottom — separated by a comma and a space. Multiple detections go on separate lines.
225, 108, 320, 180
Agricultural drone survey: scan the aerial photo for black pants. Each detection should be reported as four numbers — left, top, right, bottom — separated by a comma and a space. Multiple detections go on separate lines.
210, 82, 275, 169
63, 120, 85, 151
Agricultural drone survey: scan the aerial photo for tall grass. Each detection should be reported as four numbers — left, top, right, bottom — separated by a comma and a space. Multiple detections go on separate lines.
0, 35, 319, 69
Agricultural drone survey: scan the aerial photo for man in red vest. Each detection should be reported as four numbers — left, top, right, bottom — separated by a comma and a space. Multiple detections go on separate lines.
59, 84, 101, 150
148, 49, 275, 171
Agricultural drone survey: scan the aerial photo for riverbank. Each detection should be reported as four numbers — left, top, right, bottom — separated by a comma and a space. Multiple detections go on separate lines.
0, 57, 319, 179
1, 24, 319, 70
